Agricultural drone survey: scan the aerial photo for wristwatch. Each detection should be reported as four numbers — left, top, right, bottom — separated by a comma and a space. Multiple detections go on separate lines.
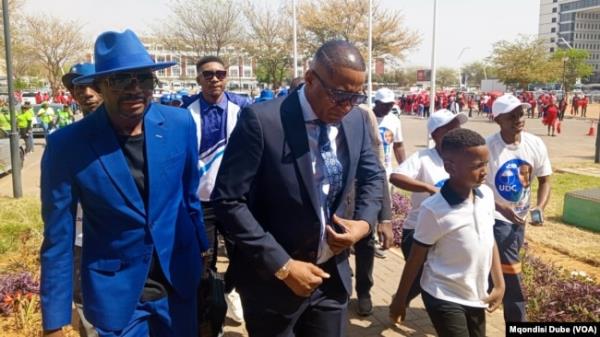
274, 259, 291, 280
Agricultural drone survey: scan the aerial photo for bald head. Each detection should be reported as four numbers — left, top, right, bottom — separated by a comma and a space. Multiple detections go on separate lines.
312, 40, 366, 76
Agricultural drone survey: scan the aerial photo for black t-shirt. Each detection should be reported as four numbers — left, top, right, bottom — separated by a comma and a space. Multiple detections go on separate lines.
116, 132, 169, 302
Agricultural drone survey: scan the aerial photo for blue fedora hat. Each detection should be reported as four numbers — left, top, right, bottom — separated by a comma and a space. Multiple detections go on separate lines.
62, 63, 96, 89
73, 29, 175, 85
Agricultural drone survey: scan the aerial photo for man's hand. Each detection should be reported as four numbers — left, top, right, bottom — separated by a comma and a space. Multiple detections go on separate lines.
326, 215, 370, 255
389, 293, 407, 324
483, 285, 505, 313
43, 329, 65, 337
282, 260, 330, 297
377, 221, 394, 250
497, 203, 525, 226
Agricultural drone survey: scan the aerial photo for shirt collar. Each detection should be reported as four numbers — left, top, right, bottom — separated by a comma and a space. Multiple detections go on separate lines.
199, 93, 228, 111
440, 180, 483, 206
298, 85, 319, 123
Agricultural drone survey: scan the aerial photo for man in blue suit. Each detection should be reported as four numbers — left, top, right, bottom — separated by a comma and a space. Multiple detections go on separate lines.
40, 29, 208, 337
212, 40, 385, 337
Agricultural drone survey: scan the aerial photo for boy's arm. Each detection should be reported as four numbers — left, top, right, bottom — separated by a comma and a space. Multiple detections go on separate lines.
389, 243, 429, 323
390, 173, 438, 195
484, 242, 505, 312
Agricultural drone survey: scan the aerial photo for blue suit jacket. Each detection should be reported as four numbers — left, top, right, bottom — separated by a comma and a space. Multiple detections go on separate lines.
211, 91, 384, 312
40, 103, 208, 331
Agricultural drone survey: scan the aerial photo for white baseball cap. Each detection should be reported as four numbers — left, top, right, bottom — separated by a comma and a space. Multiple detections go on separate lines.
374, 88, 395, 103
492, 94, 531, 118
427, 109, 468, 135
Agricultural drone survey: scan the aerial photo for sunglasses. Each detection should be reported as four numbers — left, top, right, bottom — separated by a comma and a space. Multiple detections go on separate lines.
104, 72, 156, 91
201, 70, 227, 81
312, 71, 367, 106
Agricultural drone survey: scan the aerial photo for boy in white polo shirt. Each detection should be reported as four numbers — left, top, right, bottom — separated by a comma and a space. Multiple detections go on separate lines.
390, 128, 504, 337
487, 94, 552, 322
389, 109, 467, 307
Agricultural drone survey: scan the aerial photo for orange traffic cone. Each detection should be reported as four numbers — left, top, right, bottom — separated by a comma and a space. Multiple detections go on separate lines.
587, 121, 595, 136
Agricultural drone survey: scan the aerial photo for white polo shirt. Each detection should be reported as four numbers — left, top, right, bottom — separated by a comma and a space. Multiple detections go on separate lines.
414, 182, 496, 308
485, 132, 552, 223
394, 148, 448, 230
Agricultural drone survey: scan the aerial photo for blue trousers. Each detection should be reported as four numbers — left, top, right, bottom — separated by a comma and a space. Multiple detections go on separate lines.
493, 219, 526, 322
95, 293, 197, 337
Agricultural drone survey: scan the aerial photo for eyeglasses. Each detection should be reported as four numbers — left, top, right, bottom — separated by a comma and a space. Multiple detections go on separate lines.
201, 70, 227, 81
312, 70, 367, 106
104, 72, 156, 91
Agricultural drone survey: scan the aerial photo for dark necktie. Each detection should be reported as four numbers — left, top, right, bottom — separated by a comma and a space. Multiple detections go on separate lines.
317, 121, 343, 222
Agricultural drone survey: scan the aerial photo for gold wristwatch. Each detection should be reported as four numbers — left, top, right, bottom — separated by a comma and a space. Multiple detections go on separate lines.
274, 259, 291, 280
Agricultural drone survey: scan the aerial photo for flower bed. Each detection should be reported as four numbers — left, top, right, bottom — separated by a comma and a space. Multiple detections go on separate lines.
522, 248, 600, 322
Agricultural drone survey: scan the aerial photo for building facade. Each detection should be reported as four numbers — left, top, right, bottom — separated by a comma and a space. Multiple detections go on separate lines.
140, 37, 259, 93
539, 0, 600, 83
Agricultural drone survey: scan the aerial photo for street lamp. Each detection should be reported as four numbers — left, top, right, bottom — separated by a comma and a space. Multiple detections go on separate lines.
562, 56, 569, 97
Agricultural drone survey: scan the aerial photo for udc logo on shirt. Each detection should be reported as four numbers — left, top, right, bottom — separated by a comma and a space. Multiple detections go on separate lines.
495, 159, 533, 202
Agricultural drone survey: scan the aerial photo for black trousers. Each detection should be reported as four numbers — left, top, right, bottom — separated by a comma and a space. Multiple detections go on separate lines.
422, 291, 486, 337
238, 259, 348, 337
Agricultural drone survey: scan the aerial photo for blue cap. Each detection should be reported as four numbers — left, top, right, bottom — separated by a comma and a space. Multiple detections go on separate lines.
62, 62, 96, 88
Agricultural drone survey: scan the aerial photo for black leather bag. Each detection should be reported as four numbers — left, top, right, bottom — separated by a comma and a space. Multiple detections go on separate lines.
197, 269, 227, 337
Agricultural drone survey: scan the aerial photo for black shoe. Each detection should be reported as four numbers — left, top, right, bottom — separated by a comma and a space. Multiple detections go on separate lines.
357, 297, 373, 316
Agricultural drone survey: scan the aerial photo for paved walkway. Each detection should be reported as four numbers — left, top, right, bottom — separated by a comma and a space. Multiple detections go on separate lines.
219, 248, 506, 337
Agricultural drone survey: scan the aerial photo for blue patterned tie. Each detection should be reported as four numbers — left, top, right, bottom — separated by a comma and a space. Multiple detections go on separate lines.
317, 121, 343, 223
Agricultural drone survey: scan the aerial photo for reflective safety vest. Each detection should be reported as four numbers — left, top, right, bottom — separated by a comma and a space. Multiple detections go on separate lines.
17, 108, 34, 129
37, 107, 55, 124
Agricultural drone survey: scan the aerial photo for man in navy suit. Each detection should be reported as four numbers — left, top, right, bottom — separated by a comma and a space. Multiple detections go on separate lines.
212, 40, 384, 337
40, 29, 208, 337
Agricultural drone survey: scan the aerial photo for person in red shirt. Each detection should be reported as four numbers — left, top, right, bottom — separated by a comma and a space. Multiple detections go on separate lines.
35, 91, 43, 104
581, 95, 588, 118
543, 97, 559, 136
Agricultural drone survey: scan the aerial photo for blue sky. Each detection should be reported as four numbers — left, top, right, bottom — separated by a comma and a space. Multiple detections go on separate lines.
23, 0, 540, 68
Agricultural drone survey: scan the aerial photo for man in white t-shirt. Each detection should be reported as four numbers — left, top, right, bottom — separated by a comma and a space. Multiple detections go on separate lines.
487, 94, 552, 322
389, 109, 467, 307
374, 88, 405, 174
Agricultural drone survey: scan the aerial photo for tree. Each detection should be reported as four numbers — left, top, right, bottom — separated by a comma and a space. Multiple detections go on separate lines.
152, 0, 242, 58
297, 0, 420, 61
241, 1, 292, 88
489, 35, 557, 89
461, 61, 496, 88
436, 67, 458, 88
23, 15, 89, 95
550, 48, 594, 92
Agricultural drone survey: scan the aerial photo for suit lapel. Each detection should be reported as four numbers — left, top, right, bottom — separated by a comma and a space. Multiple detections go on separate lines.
89, 106, 145, 216
280, 92, 321, 218
144, 104, 168, 223
337, 109, 359, 210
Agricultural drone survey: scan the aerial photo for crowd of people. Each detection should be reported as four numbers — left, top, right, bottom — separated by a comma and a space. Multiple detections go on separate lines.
36, 28, 555, 337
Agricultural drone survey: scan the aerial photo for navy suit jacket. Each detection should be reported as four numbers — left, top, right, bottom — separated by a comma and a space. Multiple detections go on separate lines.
211, 91, 384, 311
40, 103, 208, 331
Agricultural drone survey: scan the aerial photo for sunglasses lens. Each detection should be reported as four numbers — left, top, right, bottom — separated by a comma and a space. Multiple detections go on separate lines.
333, 93, 367, 106
108, 73, 154, 90
202, 70, 227, 80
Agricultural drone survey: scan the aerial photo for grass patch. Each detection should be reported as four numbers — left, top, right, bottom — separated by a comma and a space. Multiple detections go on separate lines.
528, 171, 600, 266
0, 197, 42, 255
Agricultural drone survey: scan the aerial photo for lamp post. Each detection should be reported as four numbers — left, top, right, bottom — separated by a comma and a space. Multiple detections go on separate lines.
562, 56, 568, 99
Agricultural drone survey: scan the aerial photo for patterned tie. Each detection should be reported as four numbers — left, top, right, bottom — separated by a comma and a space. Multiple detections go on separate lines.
317, 121, 343, 223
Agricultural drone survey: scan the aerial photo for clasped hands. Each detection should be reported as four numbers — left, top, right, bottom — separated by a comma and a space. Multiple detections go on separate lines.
282, 215, 370, 297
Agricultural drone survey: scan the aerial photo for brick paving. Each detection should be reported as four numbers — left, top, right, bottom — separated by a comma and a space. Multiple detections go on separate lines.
219, 248, 506, 337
